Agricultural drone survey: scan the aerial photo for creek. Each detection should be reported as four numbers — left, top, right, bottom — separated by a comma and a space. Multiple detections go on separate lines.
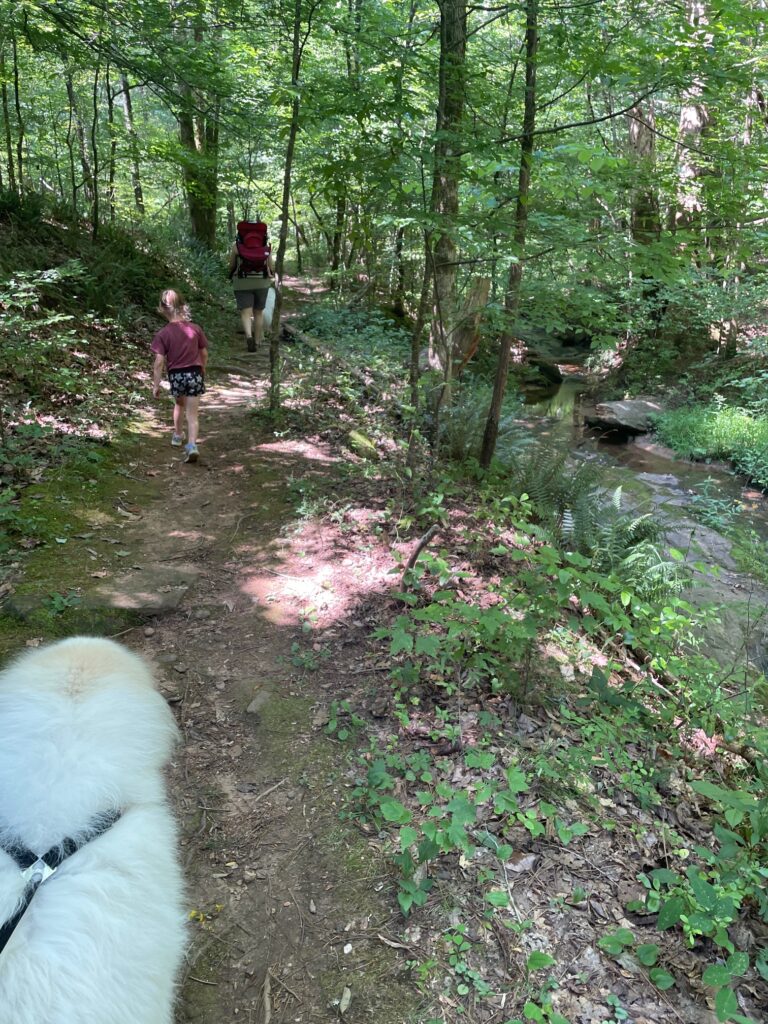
520, 379, 768, 673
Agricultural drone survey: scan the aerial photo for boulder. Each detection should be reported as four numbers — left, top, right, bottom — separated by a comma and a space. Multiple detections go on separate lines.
584, 398, 664, 435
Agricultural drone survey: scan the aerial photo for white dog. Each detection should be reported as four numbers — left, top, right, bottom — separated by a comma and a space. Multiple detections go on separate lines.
0, 637, 186, 1024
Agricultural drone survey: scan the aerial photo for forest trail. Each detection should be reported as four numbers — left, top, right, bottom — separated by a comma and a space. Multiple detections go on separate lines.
74, 329, 418, 1022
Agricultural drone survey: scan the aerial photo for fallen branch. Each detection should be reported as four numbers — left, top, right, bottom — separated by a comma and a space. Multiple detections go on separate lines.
399, 524, 440, 590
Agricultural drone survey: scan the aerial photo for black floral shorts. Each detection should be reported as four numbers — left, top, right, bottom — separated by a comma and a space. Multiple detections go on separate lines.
168, 366, 206, 398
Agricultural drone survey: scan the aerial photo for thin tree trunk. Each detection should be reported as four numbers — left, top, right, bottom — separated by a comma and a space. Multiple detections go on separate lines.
480, 0, 538, 469
90, 59, 101, 238
428, 0, 467, 388
119, 74, 144, 216
329, 193, 346, 288
270, 0, 309, 412
393, 225, 406, 317
11, 31, 23, 191
0, 50, 15, 193
292, 193, 303, 274
106, 68, 117, 221
66, 74, 95, 204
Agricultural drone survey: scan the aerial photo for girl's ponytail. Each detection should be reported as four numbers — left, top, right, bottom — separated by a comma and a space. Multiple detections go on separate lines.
157, 289, 191, 322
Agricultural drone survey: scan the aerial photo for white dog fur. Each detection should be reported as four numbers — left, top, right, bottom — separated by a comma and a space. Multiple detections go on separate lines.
0, 636, 186, 1024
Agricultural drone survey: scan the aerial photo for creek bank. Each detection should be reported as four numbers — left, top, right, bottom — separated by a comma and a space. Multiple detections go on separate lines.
522, 380, 768, 671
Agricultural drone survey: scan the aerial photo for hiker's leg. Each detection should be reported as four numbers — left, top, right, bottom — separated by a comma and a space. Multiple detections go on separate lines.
252, 309, 264, 346
185, 396, 200, 445
240, 306, 253, 340
174, 397, 186, 435
252, 288, 268, 347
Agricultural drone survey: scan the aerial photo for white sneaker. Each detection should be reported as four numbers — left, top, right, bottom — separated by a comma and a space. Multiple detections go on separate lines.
171, 433, 184, 447
184, 443, 199, 463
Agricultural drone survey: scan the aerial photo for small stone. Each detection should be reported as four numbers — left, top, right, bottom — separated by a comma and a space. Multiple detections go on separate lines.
144, 626, 156, 637
246, 690, 272, 715
173, 663, 188, 674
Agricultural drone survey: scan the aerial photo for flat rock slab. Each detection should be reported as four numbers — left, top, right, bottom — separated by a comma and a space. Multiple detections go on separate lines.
584, 398, 665, 434
86, 563, 201, 614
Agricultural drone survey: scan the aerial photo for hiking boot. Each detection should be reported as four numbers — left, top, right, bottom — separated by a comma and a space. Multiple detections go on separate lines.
184, 443, 199, 463
246, 337, 256, 352
171, 433, 184, 447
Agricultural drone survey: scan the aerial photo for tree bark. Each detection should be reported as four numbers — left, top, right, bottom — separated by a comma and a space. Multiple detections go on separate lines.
270, 0, 305, 412
106, 68, 117, 221
11, 30, 23, 191
65, 74, 95, 204
480, 0, 538, 469
627, 103, 660, 245
119, 74, 144, 216
329, 193, 346, 287
90, 60, 101, 238
0, 49, 16, 193
428, 0, 467, 383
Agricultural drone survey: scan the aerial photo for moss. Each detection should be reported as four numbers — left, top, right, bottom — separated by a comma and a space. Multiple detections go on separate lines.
0, 436, 153, 659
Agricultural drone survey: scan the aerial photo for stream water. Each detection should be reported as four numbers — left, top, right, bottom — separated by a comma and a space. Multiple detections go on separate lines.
520, 379, 768, 670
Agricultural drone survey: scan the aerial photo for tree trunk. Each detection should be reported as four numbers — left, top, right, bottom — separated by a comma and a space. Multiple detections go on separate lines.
428, 0, 467, 384
0, 49, 16, 193
11, 31, 23, 191
270, 0, 305, 412
176, 20, 219, 250
627, 103, 660, 245
673, 0, 711, 232
90, 60, 101, 238
65, 74, 95, 204
393, 225, 406, 317
292, 193, 303, 275
329, 193, 346, 287
106, 69, 117, 221
480, 0, 538, 469
119, 74, 144, 216
178, 96, 219, 248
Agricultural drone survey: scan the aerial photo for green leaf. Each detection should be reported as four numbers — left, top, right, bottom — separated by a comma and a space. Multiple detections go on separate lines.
523, 1003, 544, 1022
703, 965, 733, 987
399, 826, 419, 851
526, 951, 555, 971
714, 985, 738, 1022
390, 629, 413, 656
649, 967, 675, 990
379, 798, 412, 824
415, 634, 441, 656
506, 765, 529, 794
636, 943, 659, 966
657, 896, 685, 930
726, 952, 749, 977
486, 889, 510, 908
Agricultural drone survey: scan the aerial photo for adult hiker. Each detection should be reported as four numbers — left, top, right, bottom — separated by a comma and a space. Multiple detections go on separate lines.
151, 289, 208, 463
228, 219, 275, 352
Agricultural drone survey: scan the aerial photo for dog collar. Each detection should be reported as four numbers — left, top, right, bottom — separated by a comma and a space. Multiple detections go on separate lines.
0, 810, 122, 956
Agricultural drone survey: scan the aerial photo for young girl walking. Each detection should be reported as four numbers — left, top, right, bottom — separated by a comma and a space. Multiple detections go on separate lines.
151, 290, 209, 463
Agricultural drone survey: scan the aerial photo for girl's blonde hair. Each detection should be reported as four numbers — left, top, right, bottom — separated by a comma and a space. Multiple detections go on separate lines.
157, 289, 191, 322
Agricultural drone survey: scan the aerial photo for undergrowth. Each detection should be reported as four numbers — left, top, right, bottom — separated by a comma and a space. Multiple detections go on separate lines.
285, 306, 768, 1023
654, 403, 768, 489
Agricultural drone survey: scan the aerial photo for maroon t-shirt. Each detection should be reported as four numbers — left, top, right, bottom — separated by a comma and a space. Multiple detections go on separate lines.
151, 322, 208, 371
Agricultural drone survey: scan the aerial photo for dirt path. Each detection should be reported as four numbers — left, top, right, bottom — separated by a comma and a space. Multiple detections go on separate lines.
45, 335, 419, 1021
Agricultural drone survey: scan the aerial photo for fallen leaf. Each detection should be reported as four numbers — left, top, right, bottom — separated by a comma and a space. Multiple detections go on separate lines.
339, 987, 352, 1015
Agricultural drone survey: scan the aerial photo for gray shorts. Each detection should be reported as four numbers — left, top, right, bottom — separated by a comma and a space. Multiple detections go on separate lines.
234, 283, 271, 310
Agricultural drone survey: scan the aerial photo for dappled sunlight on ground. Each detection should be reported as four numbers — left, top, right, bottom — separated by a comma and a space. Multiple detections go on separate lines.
256, 438, 339, 463
237, 518, 396, 629
205, 378, 262, 409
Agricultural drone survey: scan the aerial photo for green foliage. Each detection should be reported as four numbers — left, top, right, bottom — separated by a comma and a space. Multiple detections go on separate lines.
654, 404, 768, 489
439, 383, 531, 466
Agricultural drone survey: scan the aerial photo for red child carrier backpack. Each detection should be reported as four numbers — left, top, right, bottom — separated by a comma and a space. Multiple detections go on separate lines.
234, 220, 271, 278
